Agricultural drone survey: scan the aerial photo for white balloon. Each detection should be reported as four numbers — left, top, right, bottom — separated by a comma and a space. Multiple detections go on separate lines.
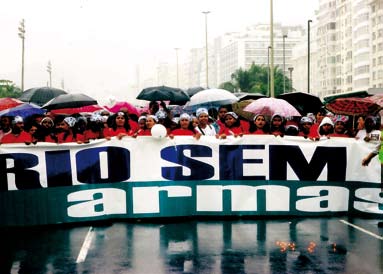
151, 124, 167, 138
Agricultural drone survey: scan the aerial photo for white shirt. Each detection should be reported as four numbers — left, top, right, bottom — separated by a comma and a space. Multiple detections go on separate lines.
195, 124, 217, 136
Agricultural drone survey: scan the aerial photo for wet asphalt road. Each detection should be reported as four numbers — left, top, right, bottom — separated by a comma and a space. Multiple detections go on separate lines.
0, 217, 382, 274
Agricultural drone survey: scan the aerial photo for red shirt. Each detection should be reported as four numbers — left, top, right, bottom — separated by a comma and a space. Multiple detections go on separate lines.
171, 128, 195, 136
248, 129, 268, 135
219, 125, 247, 136
137, 129, 151, 136
104, 127, 133, 137
45, 132, 84, 143
83, 130, 103, 141
1, 131, 32, 144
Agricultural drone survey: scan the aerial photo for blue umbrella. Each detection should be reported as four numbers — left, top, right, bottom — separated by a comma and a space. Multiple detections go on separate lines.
0, 103, 45, 119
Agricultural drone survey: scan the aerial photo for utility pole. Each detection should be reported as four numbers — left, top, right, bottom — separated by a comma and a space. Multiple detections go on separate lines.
18, 19, 26, 92
202, 11, 210, 88
47, 61, 52, 87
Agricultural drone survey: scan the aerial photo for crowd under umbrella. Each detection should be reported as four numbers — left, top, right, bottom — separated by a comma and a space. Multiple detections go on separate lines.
277, 91, 323, 116
0, 103, 45, 119
243, 97, 301, 117
136, 85, 190, 105
41, 93, 98, 110
18, 87, 67, 106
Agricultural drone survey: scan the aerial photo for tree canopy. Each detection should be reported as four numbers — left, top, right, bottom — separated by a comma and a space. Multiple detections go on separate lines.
219, 63, 292, 97
0, 80, 22, 98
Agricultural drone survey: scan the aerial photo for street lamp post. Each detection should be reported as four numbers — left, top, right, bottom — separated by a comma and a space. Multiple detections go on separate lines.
270, 0, 275, 97
202, 11, 210, 88
174, 48, 179, 88
267, 46, 272, 96
308, 19, 312, 94
283, 34, 287, 93
47, 61, 52, 88
18, 19, 25, 92
288, 67, 294, 92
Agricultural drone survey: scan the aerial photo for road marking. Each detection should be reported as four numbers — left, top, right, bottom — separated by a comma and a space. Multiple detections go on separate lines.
340, 219, 383, 240
76, 226, 94, 263
11, 261, 20, 274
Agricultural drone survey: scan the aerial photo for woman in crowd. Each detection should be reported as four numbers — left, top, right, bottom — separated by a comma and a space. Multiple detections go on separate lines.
328, 115, 350, 138
298, 116, 314, 138
169, 113, 196, 137
194, 108, 217, 137
36, 116, 55, 142
218, 112, 246, 139
355, 115, 381, 142
317, 116, 334, 138
1, 116, 32, 144
269, 114, 285, 137
45, 116, 84, 144
104, 112, 133, 140
83, 113, 105, 142
137, 115, 158, 136
248, 114, 269, 135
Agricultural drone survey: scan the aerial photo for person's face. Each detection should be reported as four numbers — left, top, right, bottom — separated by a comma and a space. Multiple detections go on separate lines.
29, 126, 38, 135
254, 115, 266, 128
42, 119, 53, 128
138, 119, 146, 129
224, 115, 236, 127
321, 123, 333, 133
198, 113, 209, 126
115, 115, 125, 126
146, 117, 156, 129
272, 116, 283, 127
149, 103, 159, 114
179, 118, 190, 129
334, 121, 345, 133
302, 122, 312, 131
0, 117, 11, 129
192, 118, 198, 128
357, 117, 365, 130
58, 121, 70, 131
15, 121, 24, 130
218, 108, 228, 119
316, 112, 325, 123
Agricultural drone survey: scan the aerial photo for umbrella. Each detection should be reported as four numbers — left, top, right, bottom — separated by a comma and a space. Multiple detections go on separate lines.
18, 87, 67, 106
106, 101, 140, 116
186, 88, 239, 108
243, 97, 301, 117
0, 103, 45, 119
325, 97, 381, 116
234, 92, 267, 101
231, 99, 255, 121
42, 93, 98, 110
277, 92, 323, 115
0, 97, 23, 111
50, 105, 104, 115
185, 86, 205, 97
136, 85, 190, 104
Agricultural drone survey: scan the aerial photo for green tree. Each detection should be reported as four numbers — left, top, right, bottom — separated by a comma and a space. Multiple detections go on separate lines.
219, 63, 292, 97
0, 80, 22, 98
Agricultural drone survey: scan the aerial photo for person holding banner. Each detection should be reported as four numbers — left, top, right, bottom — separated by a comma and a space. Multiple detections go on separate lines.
194, 108, 217, 137
1, 116, 32, 144
0, 115, 12, 142
218, 112, 247, 139
169, 113, 197, 138
248, 114, 269, 135
361, 132, 383, 228
45, 116, 84, 144
104, 112, 133, 140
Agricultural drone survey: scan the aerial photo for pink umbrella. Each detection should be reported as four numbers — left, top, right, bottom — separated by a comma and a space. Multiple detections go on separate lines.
106, 101, 139, 116
243, 97, 301, 117
0, 97, 23, 111
50, 104, 104, 115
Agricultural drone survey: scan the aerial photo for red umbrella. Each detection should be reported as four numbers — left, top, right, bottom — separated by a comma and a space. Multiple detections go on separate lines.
50, 104, 104, 115
325, 97, 381, 116
106, 101, 139, 116
0, 97, 23, 111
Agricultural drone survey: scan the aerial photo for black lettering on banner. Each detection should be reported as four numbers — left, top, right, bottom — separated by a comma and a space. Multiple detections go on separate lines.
76, 146, 130, 184
0, 153, 41, 191
269, 145, 347, 181
219, 145, 266, 180
161, 145, 214, 180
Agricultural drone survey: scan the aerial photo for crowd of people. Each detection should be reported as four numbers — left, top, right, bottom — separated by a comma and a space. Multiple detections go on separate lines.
0, 100, 381, 145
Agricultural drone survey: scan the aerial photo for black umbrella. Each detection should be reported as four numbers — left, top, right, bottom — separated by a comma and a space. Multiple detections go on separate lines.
18, 87, 68, 106
277, 92, 323, 115
42, 93, 98, 110
137, 85, 190, 104
185, 86, 205, 97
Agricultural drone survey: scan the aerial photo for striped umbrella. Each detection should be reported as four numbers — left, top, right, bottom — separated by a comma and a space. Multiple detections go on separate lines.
325, 97, 381, 116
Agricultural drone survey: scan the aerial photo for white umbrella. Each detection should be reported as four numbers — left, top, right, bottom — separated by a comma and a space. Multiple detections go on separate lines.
184, 88, 239, 111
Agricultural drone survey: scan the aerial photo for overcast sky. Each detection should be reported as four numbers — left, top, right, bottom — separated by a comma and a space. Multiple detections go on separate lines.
0, 0, 318, 104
